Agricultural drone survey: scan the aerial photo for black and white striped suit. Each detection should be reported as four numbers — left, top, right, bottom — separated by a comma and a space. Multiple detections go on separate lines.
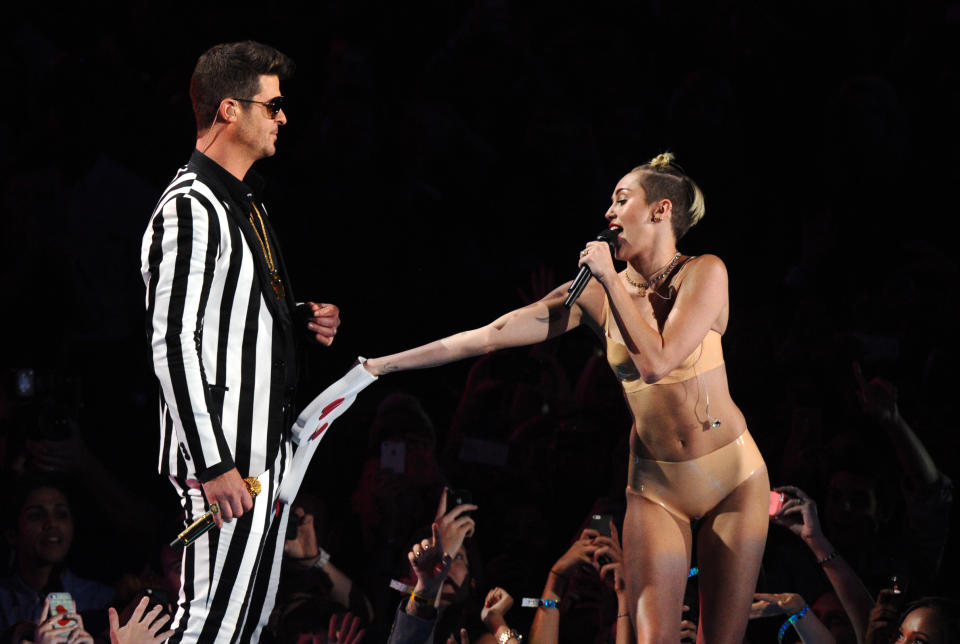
141, 150, 300, 643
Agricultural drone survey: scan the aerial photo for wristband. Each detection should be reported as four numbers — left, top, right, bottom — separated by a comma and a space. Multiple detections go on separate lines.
312, 547, 331, 570
521, 597, 558, 609
817, 551, 840, 566
688, 567, 699, 578
409, 590, 438, 606
777, 605, 810, 643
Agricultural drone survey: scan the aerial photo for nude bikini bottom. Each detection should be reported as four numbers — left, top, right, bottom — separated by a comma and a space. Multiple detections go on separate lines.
626, 430, 766, 521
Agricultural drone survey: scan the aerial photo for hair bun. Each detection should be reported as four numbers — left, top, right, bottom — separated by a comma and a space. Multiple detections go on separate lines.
649, 152, 675, 170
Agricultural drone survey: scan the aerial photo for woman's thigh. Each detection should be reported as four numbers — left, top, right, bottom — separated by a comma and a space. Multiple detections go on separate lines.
623, 493, 693, 644
696, 467, 770, 644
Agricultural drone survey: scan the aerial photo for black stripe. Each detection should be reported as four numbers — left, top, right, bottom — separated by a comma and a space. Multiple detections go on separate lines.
197, 513, 256, 642
214, 218, 245, 390
234, 290, 260, 477
235, 500, 285, 643
144, 210, 165, 341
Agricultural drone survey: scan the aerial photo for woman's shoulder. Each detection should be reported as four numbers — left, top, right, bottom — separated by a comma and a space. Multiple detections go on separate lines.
676, 253, 727, 285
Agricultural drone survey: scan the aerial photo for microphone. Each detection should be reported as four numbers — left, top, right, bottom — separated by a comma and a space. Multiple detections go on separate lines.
170, 477, 262, 549
563, 226, 621, 308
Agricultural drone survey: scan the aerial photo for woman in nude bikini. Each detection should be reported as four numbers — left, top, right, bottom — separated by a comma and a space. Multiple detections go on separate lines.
361, 153, 769, 643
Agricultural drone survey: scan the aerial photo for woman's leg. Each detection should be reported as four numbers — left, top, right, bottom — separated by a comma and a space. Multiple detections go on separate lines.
696, 468, 770, 644
623, 493, 693, 644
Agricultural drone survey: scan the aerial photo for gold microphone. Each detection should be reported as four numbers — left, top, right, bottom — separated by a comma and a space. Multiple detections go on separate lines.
170, 477, 262, 549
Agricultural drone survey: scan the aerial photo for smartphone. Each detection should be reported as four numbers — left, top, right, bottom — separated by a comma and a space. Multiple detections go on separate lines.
143, 588, 172, 614
45, 592, 78, 629
446, 488, 473, 515
768, 490, 785, 516
380, 440, 406, 473
588, 514, 614, 537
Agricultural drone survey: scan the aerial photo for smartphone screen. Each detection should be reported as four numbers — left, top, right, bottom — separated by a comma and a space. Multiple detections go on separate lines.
768, 490, 785, 516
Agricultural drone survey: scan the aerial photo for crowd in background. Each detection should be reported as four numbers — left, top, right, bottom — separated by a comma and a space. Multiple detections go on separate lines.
2, 0, 959, 642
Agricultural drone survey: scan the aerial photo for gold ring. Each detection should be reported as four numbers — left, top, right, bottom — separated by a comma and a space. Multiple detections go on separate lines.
580, 250, 589, 257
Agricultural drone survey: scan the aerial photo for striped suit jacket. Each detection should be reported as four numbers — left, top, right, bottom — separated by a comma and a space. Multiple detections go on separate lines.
141, 150, 300, 484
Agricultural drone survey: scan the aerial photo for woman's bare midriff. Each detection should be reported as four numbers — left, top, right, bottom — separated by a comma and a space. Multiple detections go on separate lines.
626, 363, 747, 462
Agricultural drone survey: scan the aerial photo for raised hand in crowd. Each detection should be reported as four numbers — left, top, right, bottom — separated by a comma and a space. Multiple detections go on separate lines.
284, 505, 374, 622
108, 596, 173, 644
863, 588, 903, 644
326, 612, 365, 644
480, 588, 519, 644
771, 485, 873, 642
751, 593, 835, 644
33, 598, 93, 644
529, 526, 600, 644
853, 362, 942, 490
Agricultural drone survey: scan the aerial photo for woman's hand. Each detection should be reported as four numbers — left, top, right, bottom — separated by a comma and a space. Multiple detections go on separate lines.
864, 589, 903, 644
771, 485, 824, 544
434, 488, 478, 560
680, 605, 698, 643
749, 592, 808, 619
408, 522, 454, 599
553, 531, 600, 577
481, 587, 514, 632
108, 596, 174, 644
34, 604, 92, 644
284, 506, 320, 561
578, 240, 617, 284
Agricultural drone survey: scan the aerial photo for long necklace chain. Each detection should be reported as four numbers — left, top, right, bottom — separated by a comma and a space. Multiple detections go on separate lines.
248, 201, 286, 299
624, 251, 682, 296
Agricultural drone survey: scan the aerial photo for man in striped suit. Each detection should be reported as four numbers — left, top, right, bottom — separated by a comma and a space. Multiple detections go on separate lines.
141, 41, 340, 643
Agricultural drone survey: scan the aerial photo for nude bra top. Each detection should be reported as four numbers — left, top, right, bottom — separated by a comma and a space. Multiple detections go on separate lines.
602, 296, 725, 393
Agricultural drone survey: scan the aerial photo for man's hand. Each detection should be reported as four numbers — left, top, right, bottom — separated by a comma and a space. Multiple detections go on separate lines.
304, 302, 340, 346
201, 468, 254, 528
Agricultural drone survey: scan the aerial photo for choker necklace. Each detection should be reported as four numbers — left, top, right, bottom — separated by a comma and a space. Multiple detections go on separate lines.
624, 252, 682, 296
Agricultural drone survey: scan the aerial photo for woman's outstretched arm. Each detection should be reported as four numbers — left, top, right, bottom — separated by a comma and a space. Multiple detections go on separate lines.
364, 280, 599, 377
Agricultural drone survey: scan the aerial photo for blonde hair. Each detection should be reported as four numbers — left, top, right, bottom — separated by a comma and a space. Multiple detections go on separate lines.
632, 152, 705, 240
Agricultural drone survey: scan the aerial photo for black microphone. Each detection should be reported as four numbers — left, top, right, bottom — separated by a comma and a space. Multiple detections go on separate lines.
563, 226, 621, 308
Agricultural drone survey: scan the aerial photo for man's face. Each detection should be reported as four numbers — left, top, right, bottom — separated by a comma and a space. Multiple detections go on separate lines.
235, 74, 287, 161
438, 545, 470, 609
11, 486, 74, 568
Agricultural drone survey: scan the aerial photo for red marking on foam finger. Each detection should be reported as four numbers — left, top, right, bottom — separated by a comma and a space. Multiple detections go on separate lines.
310, 423, 329, 441
318, 398, 345, 420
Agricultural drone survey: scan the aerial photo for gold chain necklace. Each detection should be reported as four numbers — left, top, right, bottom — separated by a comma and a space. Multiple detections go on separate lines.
624, 252, 682, 296
248, 201, 286, 299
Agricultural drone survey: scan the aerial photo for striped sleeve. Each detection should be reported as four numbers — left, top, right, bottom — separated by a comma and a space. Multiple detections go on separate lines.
144, 194, 235, 481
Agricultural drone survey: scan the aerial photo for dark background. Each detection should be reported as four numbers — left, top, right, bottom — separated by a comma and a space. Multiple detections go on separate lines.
1, 0, 958, 609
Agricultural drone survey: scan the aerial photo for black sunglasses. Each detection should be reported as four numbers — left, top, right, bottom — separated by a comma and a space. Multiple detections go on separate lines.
232, 96, 286, 118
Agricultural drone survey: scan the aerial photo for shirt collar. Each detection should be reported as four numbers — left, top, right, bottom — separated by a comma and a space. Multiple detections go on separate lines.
188, 149, 266, 204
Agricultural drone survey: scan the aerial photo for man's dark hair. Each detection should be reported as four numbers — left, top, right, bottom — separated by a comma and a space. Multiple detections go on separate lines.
190, 40, 295, 132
